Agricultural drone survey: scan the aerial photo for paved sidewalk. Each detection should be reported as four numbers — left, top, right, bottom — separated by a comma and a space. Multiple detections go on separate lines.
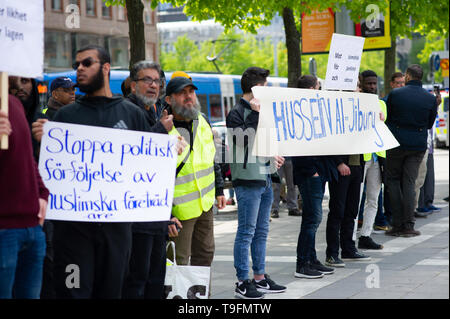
210, 149, 449, 299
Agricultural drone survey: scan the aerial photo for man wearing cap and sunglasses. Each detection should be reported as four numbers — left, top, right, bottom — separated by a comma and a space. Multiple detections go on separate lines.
165, 76, 226, 282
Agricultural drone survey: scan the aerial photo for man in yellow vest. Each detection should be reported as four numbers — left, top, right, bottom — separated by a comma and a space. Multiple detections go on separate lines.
358, 70, 386, 250
166, 76, 226, 268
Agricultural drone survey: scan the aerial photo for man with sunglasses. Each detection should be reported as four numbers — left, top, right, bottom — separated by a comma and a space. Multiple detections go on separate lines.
48, 45, 160, 299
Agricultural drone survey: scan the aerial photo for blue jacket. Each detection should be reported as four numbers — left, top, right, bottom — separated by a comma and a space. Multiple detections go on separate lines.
386, 80, 438, 151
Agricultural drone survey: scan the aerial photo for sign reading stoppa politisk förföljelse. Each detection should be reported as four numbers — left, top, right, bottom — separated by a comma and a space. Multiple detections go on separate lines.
38, 122, 177, 222
0, 0, 43, 78
251, 86, 399, 157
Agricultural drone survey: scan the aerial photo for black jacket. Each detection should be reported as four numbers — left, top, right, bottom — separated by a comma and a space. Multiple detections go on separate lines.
126, 93, 167, 134
386, 80, 438, 151
292, 155, 339, 185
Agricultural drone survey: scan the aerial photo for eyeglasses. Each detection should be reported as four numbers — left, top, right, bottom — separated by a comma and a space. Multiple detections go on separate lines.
136, 77, 161, 85
72, 58, 101, 70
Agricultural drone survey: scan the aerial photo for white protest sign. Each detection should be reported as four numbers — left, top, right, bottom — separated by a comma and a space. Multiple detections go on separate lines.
324, 33, 365, 91
38, 122, 177, 222
0, 0, 44, 78
251, 86, 399, 157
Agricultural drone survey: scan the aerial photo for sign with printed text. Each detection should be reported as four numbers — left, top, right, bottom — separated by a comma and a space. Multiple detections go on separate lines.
0, 0, 43, 78
38, 122, 177, 222
301, 9, 335, 54
251, 86, 399, 157
324, 33, 365, 91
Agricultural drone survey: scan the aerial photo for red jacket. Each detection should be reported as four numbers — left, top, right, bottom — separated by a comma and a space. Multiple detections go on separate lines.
0, 95, 49, 229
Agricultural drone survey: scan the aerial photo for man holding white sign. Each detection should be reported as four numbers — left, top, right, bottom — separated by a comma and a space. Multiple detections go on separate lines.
43, 45, 173, 299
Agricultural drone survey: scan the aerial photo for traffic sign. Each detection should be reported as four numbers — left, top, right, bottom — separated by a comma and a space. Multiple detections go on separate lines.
435, 55, 441, 71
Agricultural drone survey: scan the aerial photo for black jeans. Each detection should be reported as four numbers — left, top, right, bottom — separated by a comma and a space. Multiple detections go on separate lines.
122, 232, 167, 299
53, 221, 132, 299
327, 165, 362, 258
385, 148, 425, 230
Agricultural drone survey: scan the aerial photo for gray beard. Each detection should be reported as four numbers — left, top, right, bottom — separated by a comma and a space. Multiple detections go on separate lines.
171, 97, 200, 121
135, 91, 157, 107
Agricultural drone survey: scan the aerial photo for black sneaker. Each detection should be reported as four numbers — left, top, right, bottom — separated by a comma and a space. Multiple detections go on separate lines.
295, 263, 324, 279
358, 236, 384, 250
252, 274, 286, 294
271, 210, 279, 218
325, 256, 346, 268
341, 251, 371, 261
235, 280, 264, 299
288, 209, 302, 216
310, 259, 335, 275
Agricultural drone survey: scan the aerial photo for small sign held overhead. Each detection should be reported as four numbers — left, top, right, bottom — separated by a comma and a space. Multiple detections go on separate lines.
323, 33, 365, 91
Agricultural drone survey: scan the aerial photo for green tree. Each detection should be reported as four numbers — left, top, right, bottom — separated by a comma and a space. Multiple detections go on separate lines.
382, 0, 449, 95
151, 0, 387, 87
104, 0, 145, 70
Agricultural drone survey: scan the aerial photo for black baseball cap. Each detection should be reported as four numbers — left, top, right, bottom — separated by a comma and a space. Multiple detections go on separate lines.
165, 76, 198, 96
50, 77, 76, 93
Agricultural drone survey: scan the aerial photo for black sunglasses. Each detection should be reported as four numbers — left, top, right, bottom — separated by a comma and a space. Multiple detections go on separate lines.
72, 58, 101, 70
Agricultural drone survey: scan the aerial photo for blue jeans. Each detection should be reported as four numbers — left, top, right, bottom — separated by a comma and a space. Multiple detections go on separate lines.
296, 176, 326, 265
233, 177, 273, 281
0, 225, 46, 299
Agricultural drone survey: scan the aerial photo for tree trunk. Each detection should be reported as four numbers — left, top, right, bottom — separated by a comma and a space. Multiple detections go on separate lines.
282, 7, 301, 88
126, 0, 145, 71
384, 37, 396, 96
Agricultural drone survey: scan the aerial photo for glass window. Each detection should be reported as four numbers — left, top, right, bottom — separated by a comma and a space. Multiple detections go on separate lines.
117, 5, 126, 21
209, 94, 222, 123
75, 33, 103, 51
51, 0, 62, 11
86, 0, 96, 16
102, 3, 112, 18
108, 37, 129, 68
45, 31, 72, 69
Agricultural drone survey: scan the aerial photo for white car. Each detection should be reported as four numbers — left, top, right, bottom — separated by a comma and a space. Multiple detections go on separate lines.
435, 92, 449, 148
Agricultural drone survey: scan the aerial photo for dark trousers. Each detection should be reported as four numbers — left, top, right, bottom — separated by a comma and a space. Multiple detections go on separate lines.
327, 165, 362, 258
386, 148, 425, 231
40, 220, 55, 299
418, 153, 435, 208
122, 232, 167, 299
296, 175, 326, 265
53, 221, 132, 299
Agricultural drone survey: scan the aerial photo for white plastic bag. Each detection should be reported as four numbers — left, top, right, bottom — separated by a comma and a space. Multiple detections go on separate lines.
164, 241, 211, 299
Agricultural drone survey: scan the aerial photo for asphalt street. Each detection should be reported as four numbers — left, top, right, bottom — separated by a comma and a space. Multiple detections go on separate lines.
210, 148, 449, 299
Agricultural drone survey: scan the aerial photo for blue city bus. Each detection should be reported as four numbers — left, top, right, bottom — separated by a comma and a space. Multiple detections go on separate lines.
40, 70, 288, 123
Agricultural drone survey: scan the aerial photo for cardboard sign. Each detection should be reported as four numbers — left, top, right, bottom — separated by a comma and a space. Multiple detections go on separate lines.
251, 86, 399, 157
0, 0, 44, 78
38, 122, 177, 222
323, 33, 365, 91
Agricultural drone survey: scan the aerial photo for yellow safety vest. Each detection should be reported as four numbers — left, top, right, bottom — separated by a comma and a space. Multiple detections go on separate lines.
169, 115, 216, 220
363, 100, 387, 161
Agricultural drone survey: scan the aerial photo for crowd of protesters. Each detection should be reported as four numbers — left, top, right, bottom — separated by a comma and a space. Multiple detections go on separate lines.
0, 43, 441, 299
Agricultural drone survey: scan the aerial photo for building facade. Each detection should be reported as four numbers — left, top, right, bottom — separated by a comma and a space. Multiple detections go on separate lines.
44, 0, 158, 71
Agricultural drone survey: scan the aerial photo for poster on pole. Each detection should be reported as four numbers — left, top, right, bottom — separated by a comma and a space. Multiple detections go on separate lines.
250, 86, 399, 157
0, 0, 44, 78
301, 9, 335, 54
323, 33, 365, 91
38, 122, 178, 222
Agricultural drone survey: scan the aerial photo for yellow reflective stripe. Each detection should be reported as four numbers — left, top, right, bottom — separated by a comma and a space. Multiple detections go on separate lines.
172, 181, 215, 206
175, 166, 214, 186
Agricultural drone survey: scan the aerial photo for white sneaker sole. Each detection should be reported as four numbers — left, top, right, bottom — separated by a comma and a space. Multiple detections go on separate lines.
256, 287, 287, 294
294, 272, 324, 279
341, 256, 371, 261
234, 291, 265, 299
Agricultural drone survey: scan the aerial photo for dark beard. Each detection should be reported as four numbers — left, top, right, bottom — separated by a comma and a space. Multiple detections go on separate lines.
77, 66, 104, 94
